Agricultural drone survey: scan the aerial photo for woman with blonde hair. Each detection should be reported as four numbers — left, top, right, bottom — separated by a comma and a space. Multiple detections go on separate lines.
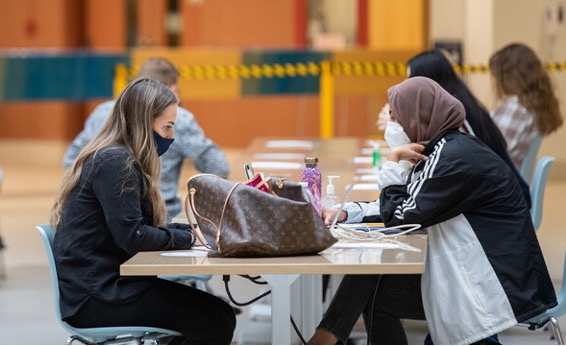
489, 43, 563, 169
51, 77, 235, 344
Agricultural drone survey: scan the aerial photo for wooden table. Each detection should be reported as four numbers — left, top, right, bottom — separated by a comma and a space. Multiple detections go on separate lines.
121, 234, 427, 344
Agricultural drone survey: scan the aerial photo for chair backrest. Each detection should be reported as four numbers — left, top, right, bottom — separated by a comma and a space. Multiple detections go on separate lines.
520, 134, 543, 185
530, 156, 555, 232
35, 224, 65, 323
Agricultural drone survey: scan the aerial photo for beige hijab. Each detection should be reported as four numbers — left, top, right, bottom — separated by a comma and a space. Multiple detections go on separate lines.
387, 76, 465, 143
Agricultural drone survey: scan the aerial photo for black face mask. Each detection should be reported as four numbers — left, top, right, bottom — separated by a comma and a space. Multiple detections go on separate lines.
153, 130, 175, 156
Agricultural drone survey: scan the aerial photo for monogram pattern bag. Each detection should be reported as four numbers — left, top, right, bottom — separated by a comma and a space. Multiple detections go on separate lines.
185, 173, 337, 257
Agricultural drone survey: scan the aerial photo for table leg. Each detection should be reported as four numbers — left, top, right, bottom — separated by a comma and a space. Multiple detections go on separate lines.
262, 274, 300, 345
301, 274, 323, 339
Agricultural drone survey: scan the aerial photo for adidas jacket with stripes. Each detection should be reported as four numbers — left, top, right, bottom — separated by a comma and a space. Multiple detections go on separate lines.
377, 129, 556, 344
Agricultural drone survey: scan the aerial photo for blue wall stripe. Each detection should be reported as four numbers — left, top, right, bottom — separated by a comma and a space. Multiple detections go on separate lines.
0, 51, 335, 101
241, 51, 331, 96
1, 53, 129, 102
0, 58, 6, 101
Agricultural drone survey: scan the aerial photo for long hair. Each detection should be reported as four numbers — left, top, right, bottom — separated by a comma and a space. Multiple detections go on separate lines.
407, 49, 508, 152
489, 43, 563, 135
51, 78, 179, 228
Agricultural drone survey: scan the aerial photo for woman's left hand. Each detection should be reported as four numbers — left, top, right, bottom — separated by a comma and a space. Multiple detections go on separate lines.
388, 143, 427, 164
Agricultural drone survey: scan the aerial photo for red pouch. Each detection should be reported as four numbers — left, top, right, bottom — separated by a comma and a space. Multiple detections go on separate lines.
244, 172, 272, 193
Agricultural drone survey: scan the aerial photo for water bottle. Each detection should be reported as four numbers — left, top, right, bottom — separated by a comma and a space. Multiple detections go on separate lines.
301, 157, 322, 216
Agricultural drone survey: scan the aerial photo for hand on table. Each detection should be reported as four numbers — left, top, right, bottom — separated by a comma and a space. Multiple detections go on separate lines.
322, 206, 347, 226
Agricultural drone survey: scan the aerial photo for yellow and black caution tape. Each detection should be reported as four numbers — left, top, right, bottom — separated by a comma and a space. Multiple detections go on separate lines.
545, 62, 566, 71
331, 61, 408, 76
116, 60, 566, 83
453, 64, 489, 74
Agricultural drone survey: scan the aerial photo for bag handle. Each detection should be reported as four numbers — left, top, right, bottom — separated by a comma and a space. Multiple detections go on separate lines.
186, 182, 241, 251
185, 193, 212, 250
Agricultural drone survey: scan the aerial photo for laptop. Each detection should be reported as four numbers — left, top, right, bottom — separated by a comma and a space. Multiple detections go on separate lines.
327, 183, 355, 231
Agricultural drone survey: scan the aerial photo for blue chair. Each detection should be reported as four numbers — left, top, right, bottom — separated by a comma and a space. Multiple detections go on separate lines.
530, 156, 555, 232
0, 229, 5, 280
519, 134, 543, 185
526, 252, 566, 344
521, 156, 564, 344
36, 224, 182, 345
0, 168, 5, 280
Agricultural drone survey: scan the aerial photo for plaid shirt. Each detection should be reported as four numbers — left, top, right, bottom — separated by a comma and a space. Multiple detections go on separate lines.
490, 95, 538, 169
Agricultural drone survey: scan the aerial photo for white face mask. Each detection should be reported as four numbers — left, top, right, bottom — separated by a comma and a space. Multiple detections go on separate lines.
384, 120, 411, 148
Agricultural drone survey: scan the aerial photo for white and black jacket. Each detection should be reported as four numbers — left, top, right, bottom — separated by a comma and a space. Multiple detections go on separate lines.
377, 130, 557, 344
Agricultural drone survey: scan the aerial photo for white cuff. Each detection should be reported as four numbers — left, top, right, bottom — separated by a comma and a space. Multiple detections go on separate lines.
377, 160, 408, 190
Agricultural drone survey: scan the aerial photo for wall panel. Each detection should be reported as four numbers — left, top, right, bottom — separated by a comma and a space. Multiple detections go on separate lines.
180, 0, 299, 48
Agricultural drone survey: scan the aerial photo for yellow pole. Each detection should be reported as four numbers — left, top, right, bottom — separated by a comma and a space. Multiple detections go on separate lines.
113, 63, 128, 99
319, 60, 334, 139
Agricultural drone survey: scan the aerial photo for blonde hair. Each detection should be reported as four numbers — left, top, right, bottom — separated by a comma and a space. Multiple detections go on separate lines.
489, 43, 563, 135
51, 78, 179, 228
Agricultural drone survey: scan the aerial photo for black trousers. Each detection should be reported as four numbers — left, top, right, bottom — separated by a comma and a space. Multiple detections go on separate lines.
318, 274, 425, 344
318, 274, 501, 345
66, 278, 236, 345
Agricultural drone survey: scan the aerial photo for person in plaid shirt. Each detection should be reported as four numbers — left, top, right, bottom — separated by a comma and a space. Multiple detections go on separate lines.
489, 43, 563, 169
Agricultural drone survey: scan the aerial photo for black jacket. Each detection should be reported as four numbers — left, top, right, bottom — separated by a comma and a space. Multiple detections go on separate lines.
54, 146, 193, 319
379, 130, 556, 344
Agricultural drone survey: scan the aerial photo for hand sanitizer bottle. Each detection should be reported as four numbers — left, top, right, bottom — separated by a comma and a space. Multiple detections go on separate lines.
371, 141, 381, 173
322, 175, 340, 208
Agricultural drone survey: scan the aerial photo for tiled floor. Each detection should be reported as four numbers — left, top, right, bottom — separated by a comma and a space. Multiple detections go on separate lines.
0, 140, 564, 344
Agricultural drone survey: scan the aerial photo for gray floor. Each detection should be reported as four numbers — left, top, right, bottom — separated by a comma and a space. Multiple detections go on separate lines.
0, 142, 564, 344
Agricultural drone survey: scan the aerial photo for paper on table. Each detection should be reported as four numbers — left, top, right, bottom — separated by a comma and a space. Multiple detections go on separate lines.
345, 183, 379, 191
265, 140, 314, 150
351, 156, 373, 164
364, 139, 387, 147
356, 168, 376, 174
331, 242, 399, 249
354, 175, 379, 181
161, 249, 209, 257
253, 153, 305, 160
360, 147, 391, 155
250, 161, 303, 170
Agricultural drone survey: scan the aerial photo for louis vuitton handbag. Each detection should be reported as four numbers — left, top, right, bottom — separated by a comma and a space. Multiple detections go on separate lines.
185, 173, 337, 257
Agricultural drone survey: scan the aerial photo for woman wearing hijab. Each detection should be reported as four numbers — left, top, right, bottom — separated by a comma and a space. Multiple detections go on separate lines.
310, 77, 556, 345
406, 49, 531, 206
376, 49, 531, 207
